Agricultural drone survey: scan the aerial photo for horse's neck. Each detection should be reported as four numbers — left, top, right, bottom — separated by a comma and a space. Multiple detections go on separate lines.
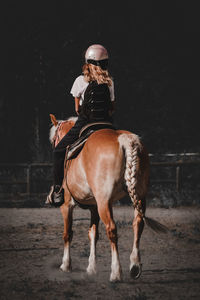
59, 120, 75, 139
50, 116, 77, 146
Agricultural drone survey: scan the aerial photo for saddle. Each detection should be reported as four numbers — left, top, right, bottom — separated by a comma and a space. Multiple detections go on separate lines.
66, 122, 115, 160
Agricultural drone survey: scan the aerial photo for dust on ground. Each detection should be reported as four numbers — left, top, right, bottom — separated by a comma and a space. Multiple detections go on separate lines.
0, 206, 200, 300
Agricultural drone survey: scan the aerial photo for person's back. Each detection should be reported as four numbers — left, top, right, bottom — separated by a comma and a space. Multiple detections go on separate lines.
81, 80, 112, 122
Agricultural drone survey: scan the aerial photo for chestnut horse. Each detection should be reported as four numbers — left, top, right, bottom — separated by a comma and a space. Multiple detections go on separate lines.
49, 114, 167, 282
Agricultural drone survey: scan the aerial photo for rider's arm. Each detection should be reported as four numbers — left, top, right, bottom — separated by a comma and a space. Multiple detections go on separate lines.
75, 97, 80, 115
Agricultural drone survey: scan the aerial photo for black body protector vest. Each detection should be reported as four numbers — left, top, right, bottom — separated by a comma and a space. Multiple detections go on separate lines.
81, 81, 112, 122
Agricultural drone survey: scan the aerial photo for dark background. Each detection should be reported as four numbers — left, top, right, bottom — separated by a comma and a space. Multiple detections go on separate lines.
0, 1, 199, 164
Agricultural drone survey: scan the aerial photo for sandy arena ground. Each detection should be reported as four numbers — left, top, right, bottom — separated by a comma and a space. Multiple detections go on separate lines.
0, 205, 200, 300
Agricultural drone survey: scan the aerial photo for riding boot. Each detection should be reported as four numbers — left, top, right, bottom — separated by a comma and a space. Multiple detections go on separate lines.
46, 150, 65, 207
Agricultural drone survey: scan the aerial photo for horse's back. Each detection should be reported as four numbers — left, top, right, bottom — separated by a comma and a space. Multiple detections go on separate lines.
86, 128, 120, 147
84, 128, 146, 156
83, 128, 131, 164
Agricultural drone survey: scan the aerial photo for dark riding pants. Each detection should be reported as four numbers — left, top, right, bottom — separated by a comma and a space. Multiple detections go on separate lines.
53, 116, 88, 185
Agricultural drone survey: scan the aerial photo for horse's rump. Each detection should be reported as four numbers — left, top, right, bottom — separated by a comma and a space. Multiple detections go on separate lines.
66, 128, 148, 208
65, 129, 123, 202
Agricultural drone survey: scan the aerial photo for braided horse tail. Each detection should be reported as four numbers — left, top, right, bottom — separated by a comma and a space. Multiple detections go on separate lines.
118, 133, 168, 234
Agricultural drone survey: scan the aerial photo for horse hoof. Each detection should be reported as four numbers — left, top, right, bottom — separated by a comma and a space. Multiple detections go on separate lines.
87, 267, 96, 275
110, 272, 122, 282
60, 263, 71, 272
130, 264, 142, 279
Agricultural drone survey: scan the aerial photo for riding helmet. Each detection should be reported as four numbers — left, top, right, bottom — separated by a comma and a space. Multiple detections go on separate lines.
85, 44, 109, 70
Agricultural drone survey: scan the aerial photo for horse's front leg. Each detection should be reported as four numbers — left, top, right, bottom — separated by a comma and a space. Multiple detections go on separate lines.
60, 194, 74, 272
130, 203, 145, 279
87, 206, 100, 275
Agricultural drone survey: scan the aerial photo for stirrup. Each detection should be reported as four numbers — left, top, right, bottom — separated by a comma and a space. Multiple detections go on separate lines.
46, 185, 64, 207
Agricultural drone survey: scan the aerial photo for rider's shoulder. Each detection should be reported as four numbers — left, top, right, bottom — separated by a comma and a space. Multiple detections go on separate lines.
74, 74, 87, 84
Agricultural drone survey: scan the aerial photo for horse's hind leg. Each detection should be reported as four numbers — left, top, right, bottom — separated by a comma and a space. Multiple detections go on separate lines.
130, 199, 145, 279
98, 202, 122, 282
87, 206, 100, 275
60, 195, 74, 272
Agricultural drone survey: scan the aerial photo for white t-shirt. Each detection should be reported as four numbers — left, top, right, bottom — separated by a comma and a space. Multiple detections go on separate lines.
70, 75, 115, 105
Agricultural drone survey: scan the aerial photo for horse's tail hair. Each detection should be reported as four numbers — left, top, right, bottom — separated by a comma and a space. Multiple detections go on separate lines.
118, 133, 142, 213
118, 133, 168, 234
143, 216, 169, 233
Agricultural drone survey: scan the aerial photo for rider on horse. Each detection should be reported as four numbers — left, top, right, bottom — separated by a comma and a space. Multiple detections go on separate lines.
48, 44, 116, 206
